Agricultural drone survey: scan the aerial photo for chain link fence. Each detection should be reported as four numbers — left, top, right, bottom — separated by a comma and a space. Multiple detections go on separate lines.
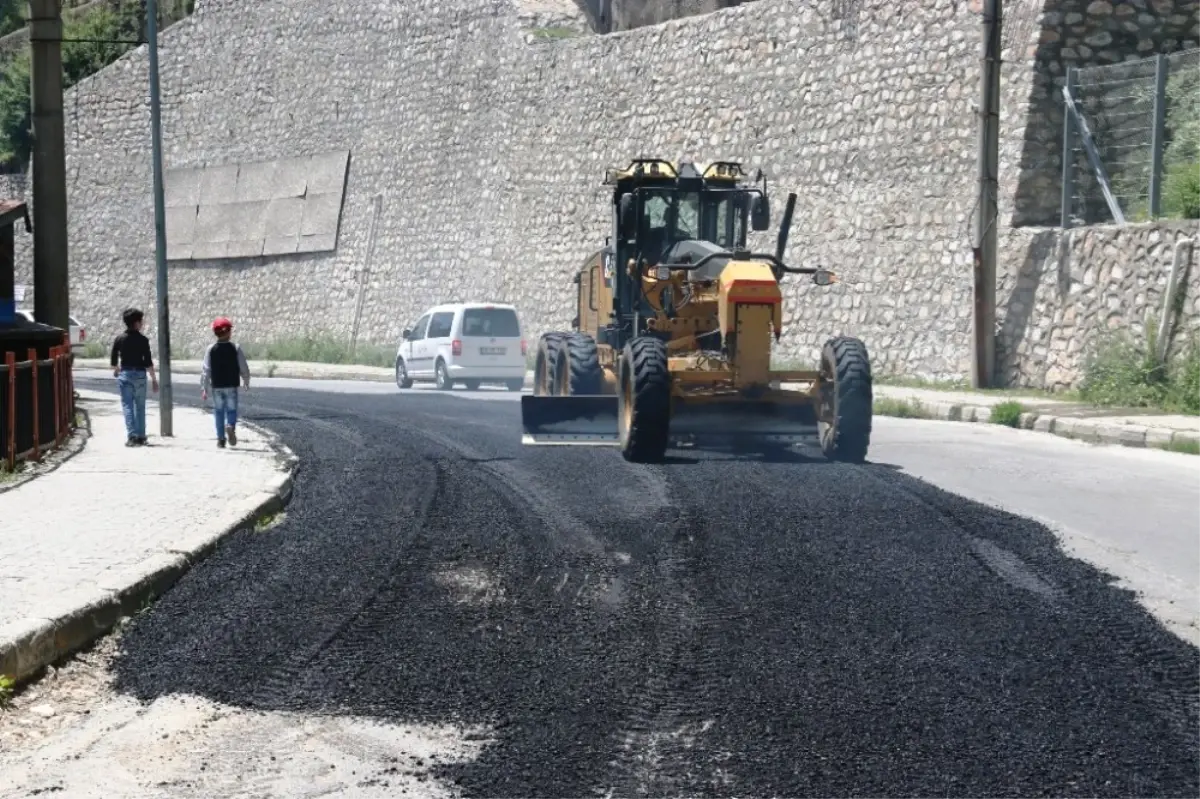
1061, 47, 1200, 227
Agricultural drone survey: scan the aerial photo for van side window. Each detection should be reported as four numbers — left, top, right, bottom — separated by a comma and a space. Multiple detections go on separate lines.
410, 314, 431, 341
427, 311, 455, 339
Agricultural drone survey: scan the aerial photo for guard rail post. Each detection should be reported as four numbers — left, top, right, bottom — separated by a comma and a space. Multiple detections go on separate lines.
5, 351, 15, 471
29, 347, 39, 462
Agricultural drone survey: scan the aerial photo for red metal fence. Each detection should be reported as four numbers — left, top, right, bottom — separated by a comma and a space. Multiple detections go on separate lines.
0, 333, 77, 470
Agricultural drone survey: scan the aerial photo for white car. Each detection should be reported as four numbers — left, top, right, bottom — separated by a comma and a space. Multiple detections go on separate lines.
14, 308, 86, 354
395, 302, 527, 391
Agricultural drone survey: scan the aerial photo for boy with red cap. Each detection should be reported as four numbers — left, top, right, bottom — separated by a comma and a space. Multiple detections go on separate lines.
200, 317, 251, 448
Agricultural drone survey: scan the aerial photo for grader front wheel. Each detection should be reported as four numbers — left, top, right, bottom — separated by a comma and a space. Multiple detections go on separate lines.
818, 335, 873, 463
617, 336, 671, 463
534, 333, 566, 396
556, 332, 603, 396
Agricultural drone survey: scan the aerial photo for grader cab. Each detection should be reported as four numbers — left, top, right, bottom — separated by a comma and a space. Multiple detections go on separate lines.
520, 158, 873, 464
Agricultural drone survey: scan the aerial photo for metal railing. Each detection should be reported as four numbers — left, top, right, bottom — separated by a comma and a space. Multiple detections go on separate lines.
1061, 48, 1200, 228
0, 334, 77, 470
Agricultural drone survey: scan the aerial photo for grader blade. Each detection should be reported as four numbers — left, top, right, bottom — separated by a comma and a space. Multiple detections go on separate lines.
520, 395, 621, 445
666, 396, 821, 447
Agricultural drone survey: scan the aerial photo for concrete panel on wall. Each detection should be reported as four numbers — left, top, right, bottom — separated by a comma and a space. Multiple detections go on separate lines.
164, 150, 349, 260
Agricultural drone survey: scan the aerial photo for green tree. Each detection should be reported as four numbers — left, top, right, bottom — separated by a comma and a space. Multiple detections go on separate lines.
0, 0, 148, 169
0, 0, 24, 38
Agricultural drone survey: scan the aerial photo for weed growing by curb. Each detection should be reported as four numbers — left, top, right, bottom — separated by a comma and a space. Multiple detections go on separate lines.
1080, 322, 1200, 416
988, 400, 1027, 428
874, 397, 927, 418
240, 333, 395, 369
0, 674, 13, 708
1158, 437, 1200, 456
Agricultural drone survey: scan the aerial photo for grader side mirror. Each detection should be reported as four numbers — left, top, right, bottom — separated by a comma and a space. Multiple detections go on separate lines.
751, 194, 771, 231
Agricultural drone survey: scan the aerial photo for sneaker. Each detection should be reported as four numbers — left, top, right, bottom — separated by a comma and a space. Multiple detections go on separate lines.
226, 424, 237, 447
126, 437, 139, 447
136, 436, 148, 446
217, 439, 226, 449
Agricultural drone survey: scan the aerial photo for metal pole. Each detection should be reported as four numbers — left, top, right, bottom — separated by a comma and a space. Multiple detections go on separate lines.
146, 0, 172, 436
1148, 53, 1168, 219
27, 0, 69, 333
972, 0, 1000, 389
1060, 66, 1077, 230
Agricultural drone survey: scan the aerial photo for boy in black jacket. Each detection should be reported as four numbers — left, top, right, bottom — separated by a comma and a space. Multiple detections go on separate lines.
199, 317, 251, 448
110, 307, 159, 446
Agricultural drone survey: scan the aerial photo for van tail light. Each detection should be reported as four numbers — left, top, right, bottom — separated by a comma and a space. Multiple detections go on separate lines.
520, 339, 527, 356
451, 339, 462, 356
79, 328, 86, 341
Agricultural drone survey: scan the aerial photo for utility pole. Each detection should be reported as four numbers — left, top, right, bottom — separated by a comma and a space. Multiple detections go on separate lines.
972, 0, 1001, 389
27, 0, 69, 333
146, 0, 173, 435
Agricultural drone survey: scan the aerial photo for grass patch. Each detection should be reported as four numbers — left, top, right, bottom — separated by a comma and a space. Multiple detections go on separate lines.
239, 333, 395, 369
0, 674, 13, 708
255, 511, 284, 532
80, 339, 108, 359
1158, 437, 1200, 456
877, 374, 1081, 402
874, 397, 927, 418
988, 399, 1027, 428
1079, 324, 1199, 416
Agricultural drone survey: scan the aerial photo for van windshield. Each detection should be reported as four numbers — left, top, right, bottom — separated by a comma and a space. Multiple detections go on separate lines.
461, 307, 520, 338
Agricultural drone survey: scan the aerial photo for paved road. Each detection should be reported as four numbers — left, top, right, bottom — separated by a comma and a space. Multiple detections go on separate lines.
12, 375, 1200, 797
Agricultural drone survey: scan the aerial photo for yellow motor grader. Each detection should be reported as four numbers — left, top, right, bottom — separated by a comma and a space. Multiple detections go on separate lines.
520, 158, 873, 464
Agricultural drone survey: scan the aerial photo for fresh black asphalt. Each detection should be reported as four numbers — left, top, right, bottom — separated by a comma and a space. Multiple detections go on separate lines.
80, 379, 1199, 798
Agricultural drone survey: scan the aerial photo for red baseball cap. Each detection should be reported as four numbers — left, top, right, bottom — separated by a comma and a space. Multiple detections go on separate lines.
212, 317, 232, 331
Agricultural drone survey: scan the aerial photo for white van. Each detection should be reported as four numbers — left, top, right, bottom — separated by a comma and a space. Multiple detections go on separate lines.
395, 302, 527, 391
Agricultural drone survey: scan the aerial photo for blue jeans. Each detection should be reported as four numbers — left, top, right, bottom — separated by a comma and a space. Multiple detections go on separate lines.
117, 370, 148, 439
212, 387, 239, 440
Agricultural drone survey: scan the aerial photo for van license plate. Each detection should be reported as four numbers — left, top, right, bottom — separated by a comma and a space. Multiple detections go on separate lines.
480, 347, 506, 355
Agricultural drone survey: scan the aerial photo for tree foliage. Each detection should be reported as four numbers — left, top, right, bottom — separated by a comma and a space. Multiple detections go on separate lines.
0, 1, 147, 170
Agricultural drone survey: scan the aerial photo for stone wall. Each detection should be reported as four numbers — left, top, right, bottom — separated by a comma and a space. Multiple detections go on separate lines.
998, 221, 1199, 389
6, 0, 1199, 389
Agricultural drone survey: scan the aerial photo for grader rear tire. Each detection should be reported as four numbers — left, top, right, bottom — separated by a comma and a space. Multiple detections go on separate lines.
534, 333, 566, 396
556, 332, 603, 395
618, 336, 671, 463
818, 335, 873, 463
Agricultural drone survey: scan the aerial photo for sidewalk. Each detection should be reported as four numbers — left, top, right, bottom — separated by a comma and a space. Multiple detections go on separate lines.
0, 389, 297, 685
868, 384, 1199, 451
74, 358, 1198, 452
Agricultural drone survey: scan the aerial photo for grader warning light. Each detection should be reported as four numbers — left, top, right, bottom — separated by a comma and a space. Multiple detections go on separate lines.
520, 159, 873, 464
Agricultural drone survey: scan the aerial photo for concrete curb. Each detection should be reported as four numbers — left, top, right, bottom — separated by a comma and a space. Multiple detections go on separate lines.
0, 425, 299, 688
869, 394, 1199, 454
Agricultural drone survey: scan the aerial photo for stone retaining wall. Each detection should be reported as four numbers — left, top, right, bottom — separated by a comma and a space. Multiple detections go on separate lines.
3, 0, 1197, 389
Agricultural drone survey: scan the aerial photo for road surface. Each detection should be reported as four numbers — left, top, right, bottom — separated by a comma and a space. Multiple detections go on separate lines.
1, 373, 1196, 799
